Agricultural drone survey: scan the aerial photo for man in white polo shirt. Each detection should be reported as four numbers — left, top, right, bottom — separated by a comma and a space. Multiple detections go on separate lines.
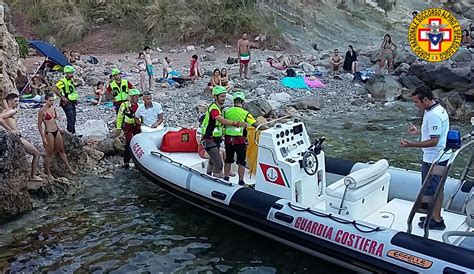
400, 88, 450, 230
135, 92, 164, 128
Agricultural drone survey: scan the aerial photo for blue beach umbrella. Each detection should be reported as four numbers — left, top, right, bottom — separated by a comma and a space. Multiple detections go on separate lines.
29, 40, 70, 67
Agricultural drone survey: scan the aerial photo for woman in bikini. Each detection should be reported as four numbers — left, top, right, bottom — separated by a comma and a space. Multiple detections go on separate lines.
206, 69, 221, 94
220, 68, 233, 91
137, 52, 147, 92
37, 93, 77, 179
376, 34, 397, 74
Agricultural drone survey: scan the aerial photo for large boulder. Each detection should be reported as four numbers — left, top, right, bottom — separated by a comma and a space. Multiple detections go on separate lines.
359, 46, 381, 63
393, 63, 410, 76
438, 92, 470, 121
399, 73, 430, 91
366, 75, 402, 101
0, 130, 32, 219
300, 62, 315, 74
51, 132, 90, 176
293, 95, 323, 110
244, 98, 273, 118
0, 3, 26, 104
409, 62, 472, 92
269, 92, 291, 103
453, 47, 472, 63
96, 138, 118, 156
76, 119, 110, 141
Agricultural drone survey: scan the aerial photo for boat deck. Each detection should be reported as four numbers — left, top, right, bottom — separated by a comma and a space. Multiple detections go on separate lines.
364, 198, 469, 242
313, 198, 469, 243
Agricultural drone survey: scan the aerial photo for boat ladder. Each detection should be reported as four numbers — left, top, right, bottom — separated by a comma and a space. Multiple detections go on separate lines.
407, 121, 474, 238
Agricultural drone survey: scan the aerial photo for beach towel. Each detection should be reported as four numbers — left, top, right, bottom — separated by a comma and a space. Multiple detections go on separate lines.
281, 77, 309, 89
304, 77, 325, 88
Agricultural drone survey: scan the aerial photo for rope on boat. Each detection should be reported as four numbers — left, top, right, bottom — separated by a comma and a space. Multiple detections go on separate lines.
150, 151, 233, 187
286, 202, 383, 233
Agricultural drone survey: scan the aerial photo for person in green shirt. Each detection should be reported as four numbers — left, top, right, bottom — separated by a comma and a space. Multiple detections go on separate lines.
201, 86, 248, 178
52, 65, 79, 134
223, 91, 258, 185
116, 89, 141, 169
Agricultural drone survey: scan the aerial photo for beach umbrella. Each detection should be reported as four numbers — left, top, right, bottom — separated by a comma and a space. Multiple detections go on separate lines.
29, 40, 70, 67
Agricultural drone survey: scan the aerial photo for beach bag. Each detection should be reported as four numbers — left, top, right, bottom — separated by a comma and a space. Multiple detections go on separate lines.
286, 68, 296, 77
160, 128, 198, 152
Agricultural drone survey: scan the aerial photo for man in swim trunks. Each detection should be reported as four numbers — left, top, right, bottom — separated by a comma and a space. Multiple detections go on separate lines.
144, 46, 154, 91
1, 93, 43, 182
329, 49, 344, 76
237, 33, 251, 79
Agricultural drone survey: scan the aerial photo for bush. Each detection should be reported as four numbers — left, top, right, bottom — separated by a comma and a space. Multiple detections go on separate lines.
15, 36, 29, 58
6, 0, 279, 47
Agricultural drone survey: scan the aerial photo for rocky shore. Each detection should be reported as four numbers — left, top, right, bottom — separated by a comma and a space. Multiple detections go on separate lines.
1, 1, 474, 220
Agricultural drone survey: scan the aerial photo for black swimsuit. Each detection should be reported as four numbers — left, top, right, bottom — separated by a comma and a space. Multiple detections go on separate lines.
46, 128, 59, 137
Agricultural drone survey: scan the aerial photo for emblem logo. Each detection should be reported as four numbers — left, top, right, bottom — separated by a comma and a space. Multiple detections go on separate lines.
266, 167, 278, 182
408, 8, 462, 62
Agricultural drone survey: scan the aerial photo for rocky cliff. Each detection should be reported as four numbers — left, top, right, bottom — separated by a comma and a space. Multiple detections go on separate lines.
0, 2, 25, 103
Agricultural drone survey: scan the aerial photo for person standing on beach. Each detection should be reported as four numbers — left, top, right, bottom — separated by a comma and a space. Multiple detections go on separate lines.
144, 46, 154, 91
107, 68, 134, 113
237, 33, 251, 79
38, 93, 77, 179
52, 65, 79, 134
1, 93, 43, 182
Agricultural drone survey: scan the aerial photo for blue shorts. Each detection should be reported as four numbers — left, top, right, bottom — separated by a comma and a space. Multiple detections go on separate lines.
146, 65, 154, 76
421, 160, 448, 196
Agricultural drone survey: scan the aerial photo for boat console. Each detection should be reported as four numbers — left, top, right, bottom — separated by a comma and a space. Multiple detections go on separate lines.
255, 119, 391, 219
255, 119, 326, 206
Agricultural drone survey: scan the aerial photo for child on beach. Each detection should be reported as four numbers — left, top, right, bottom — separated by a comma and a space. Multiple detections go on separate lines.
144, 46, 154, 91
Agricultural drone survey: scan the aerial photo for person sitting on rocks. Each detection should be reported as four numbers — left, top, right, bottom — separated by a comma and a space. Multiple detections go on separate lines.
30, 74, 48, 97
68, 50, 80, 65
461, 29, 473, 48
220, 68, 233, 91
38, 93, 77, 179
329, 49, 344, 76
91, 81, 106, 105
342, 45, 358, 74
1, 93, 43, 182
375, 34, 397, 75
206, 69, 222, 94
116, 89, 141, 169
135, 91, 164, 128
190, 55, 202, 80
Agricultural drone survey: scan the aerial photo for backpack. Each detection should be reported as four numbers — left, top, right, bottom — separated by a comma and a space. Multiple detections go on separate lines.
286, 68, 296, 77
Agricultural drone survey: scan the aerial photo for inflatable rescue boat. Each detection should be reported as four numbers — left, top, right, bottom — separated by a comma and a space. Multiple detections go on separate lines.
131, 118, 474, 273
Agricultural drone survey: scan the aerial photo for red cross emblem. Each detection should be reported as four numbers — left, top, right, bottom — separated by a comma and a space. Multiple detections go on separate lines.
417, 18, 452, 52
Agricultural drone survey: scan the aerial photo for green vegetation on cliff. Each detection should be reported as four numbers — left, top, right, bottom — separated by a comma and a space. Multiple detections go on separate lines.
6, 0, 276, 47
